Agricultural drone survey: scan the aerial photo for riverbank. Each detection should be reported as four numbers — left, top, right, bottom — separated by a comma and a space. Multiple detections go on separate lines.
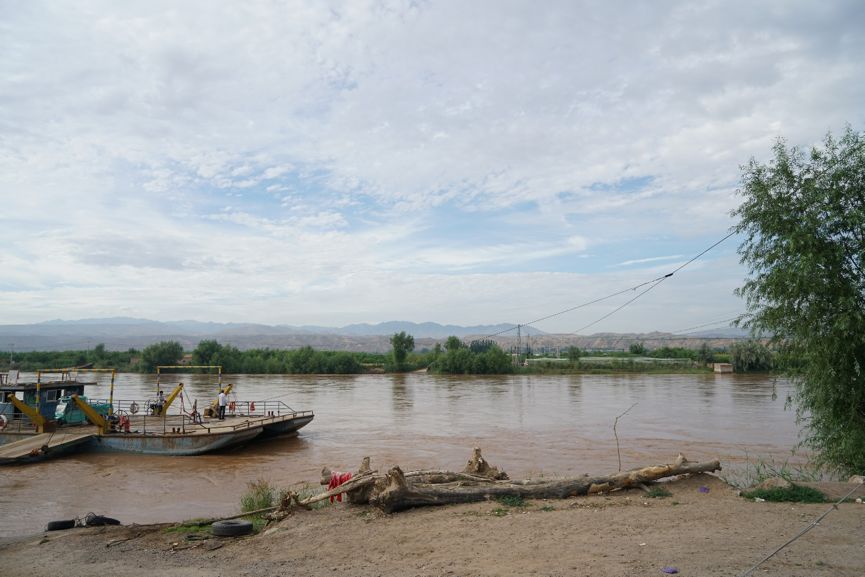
2, 474, 862, 577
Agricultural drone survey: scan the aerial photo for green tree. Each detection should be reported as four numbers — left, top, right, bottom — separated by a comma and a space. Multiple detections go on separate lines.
469, 339, 496, 353
193, 339, 224, 365
697, 342, 715, 365
733, 126, 865, 474
390, 331, 415, 371
566, 346, 582, 362
729, 340, 773, 373
140, 340, 184, 372
445, 336, 464, 352
629, 342, 646, 355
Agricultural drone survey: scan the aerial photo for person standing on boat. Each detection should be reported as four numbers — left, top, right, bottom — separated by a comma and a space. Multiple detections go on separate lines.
217, 389, 227, 420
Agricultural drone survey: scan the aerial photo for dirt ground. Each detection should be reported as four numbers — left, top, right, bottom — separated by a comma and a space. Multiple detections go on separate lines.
2, 474, 863, 577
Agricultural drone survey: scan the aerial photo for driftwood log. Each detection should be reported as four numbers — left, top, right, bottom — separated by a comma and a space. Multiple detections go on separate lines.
317, 449, 721, 514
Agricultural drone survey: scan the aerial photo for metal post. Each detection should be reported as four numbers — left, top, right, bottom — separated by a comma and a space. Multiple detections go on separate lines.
109, 370, 116, 416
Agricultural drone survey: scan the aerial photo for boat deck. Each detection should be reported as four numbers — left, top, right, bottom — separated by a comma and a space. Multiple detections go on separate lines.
0, 428, 99, 463
119, 411, 313, 436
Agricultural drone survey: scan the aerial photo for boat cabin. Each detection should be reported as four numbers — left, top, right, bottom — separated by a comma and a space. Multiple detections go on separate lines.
0, 372, 97, 422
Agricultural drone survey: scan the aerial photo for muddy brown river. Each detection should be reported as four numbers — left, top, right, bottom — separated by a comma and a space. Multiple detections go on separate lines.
0, 372, 801, 537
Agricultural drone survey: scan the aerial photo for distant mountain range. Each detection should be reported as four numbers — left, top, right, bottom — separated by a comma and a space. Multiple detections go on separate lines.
0, 318, 549, 352
0, 317, 750, 353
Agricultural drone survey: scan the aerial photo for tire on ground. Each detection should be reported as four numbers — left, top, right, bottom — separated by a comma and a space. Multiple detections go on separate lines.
211, 519, 254, 537
46, 519, 76, 531
84, 514, 120, 526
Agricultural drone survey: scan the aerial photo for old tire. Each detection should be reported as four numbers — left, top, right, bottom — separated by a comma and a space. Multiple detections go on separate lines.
84, 513, 120, 526
211, 519, 253, 537
46, 519, 76, 531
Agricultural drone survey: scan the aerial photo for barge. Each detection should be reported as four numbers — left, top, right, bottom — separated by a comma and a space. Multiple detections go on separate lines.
0, 367, 313, 463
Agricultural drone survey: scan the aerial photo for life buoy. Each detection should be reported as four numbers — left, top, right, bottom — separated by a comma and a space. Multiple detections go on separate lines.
249, 402, 255, 412
0, 414, 7, 430
129, 402, 139, 415
228, 401, 236, 413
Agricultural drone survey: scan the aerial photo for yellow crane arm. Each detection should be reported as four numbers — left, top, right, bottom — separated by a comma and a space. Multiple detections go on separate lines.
71, 394, 108, 432
6, 394, 46, 430
162, 383, 184, 415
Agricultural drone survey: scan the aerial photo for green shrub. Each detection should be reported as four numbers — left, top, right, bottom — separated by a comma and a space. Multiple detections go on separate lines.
646, 486, 672, 498
240, 479, 275, 512
742, 484, 826, 503
496, 494, 526, 507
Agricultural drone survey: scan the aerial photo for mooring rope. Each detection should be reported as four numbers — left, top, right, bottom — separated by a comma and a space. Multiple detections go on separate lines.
738, 480, 864, 577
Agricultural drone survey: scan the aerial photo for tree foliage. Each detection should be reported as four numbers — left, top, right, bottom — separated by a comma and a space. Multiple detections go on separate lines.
697, 343, 715, 365
629, 342, 646, 355
429, 335, 513, 374
445, 336, 464, 352
733, 126, 865, 474
140, 340, 184, 372
389, 331, 415, 371
729, 340, 773, 373
190, 340, 363, 374
566, 346, 582, 361
469, 339, 497, 353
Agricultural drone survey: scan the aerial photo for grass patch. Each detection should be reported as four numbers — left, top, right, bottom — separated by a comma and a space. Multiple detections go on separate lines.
241, 479, 276, 513
496, 494, 526, 508
724, 454, 826, 488
646, 486, 672, 499
539, 505, 556, 512
490, 507, 509, 517
164, 519, 211, 534
742, 484, 827, 503
249, 517, 269, 533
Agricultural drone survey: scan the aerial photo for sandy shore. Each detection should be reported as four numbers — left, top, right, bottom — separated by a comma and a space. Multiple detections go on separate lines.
2, 474, 863, 577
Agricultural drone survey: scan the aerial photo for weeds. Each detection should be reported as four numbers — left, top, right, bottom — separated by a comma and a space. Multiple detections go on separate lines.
490, 507, 509, 517
646, 486, 672, 498
164, 519, 210, 534
723, 453, 827, 488
240, 479, 275, 513
496, 494, 526, 508
742, 484, 826, 503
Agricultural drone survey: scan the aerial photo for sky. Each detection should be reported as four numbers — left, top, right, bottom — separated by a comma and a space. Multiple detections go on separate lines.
1, 0, 863, 334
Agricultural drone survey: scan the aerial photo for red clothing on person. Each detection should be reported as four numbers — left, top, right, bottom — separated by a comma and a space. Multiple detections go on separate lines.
327, 471, 353, 502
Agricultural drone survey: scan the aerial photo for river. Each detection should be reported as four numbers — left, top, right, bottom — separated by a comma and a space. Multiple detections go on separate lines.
0, 372, 802, 537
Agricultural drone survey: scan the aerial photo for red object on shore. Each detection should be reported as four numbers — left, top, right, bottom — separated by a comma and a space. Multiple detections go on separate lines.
327, 471, 353, 502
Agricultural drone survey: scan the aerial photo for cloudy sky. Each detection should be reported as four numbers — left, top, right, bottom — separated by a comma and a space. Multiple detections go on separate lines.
1, 1, 863, 333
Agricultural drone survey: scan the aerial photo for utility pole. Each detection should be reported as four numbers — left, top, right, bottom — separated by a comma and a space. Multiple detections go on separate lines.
516, 324, 522, 367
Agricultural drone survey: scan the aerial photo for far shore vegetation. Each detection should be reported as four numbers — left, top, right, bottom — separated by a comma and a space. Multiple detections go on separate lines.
0, 335, 776, 376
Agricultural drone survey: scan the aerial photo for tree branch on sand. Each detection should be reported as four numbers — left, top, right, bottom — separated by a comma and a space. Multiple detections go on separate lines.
293, 448, 721, 515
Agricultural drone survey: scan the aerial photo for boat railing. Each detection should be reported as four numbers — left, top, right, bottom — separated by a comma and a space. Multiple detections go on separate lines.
227, 399, 308, 418
110, 398, 198, 436
61, 398, 314, 436
0, 415, 38, 433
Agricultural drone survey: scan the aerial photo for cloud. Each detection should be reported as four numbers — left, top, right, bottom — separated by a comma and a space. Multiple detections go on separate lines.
0, 1, 862, 330
616, 255, 686, 268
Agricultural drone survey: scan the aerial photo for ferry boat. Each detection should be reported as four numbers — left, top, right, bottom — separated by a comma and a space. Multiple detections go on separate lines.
0, 367, 314, 464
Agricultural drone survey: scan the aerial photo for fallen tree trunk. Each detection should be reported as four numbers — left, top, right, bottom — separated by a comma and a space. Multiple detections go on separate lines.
368, 453, 721, 513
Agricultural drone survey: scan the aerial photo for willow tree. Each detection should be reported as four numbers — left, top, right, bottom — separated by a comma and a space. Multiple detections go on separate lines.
733, 127, 865, 475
